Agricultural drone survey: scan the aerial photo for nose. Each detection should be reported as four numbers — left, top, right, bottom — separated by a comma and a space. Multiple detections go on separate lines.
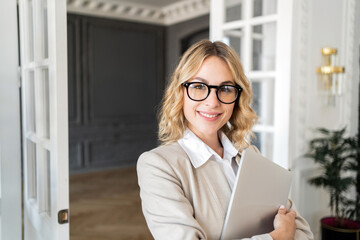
204, 88, 220, 107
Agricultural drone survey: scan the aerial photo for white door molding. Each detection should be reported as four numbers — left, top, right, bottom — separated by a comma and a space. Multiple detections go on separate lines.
341, 0, 359, 135
288, 0, 311, 162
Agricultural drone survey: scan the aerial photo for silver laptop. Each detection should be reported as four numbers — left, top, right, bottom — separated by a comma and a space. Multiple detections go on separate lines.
220, 147, 292, 240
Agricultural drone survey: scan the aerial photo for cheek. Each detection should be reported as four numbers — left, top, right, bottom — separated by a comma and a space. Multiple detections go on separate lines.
225, 105, 235, 120
183, 94, 193, 121
183, 97, 195, 117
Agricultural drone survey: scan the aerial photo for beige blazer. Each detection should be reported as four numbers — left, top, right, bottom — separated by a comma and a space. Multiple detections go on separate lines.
137, 142, 314, 240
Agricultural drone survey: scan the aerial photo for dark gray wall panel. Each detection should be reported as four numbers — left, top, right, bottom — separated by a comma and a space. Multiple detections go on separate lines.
67, 15, 82, 125
89, 25, 158, 120
84, 17, 164, 125
68, 14, 165, 173
88, 137, 155, 168
69, 143, 83, 170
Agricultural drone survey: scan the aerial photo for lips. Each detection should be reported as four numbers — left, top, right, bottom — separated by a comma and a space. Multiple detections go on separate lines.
197, 111, 222, 120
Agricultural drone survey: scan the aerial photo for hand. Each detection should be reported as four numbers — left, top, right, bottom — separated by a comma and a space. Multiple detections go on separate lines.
269, 205, 296, 240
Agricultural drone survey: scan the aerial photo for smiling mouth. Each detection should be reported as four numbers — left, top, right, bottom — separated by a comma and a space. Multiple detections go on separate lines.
198, 111, 221, 118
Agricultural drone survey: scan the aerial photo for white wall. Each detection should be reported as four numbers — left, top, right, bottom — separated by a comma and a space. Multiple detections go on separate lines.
0, 1, 22, 239
289, 0, 360, 239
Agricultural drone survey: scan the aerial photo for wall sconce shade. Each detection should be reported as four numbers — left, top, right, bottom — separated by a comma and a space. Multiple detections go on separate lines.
316, 47, 345, 106
321, 47, 338, 55
316, 66, 345, 74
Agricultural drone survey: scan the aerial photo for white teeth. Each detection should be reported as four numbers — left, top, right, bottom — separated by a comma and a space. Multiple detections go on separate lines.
199, 112, 218, 118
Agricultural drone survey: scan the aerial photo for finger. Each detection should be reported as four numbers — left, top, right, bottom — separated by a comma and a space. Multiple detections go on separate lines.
287, 210, 297, 218
277, 205, 287, 214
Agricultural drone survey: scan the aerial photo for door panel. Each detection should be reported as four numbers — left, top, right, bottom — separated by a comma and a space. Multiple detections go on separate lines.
19, 0, 69, 239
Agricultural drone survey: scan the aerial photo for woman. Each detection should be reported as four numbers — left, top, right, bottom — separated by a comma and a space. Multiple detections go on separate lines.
137, 40, 313, 240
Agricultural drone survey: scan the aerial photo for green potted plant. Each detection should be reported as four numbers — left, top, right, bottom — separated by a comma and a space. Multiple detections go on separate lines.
305, 127, 360, 240
343, 133, 360, 222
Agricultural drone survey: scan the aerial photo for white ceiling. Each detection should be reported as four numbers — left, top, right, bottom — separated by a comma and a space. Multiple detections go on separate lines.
114, 0, 183, 8
67, 0, 210, 25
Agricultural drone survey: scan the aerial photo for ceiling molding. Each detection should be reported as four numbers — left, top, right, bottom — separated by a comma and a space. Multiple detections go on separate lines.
67, 0, 210, 25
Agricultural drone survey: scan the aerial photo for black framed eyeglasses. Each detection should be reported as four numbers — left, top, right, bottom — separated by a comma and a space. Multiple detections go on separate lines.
183, 82, 242, 104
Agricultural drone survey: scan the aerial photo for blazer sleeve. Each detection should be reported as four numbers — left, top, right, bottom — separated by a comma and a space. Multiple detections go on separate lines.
287, 199, 314, 240
137, 151, 207, 240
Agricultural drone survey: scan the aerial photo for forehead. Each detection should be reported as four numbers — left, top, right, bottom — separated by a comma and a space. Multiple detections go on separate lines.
193, 56, 234, 84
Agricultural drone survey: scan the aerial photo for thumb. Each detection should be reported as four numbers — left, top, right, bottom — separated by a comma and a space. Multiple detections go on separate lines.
277, 205, 286, 214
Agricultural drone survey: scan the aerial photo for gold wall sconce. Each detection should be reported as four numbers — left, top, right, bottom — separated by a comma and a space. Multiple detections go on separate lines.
316, 47, 345, 106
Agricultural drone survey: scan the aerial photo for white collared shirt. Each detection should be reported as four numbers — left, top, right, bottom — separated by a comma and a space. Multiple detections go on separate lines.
178, 128, 239, 190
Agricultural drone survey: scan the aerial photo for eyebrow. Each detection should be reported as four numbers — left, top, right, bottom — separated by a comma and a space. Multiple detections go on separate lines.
193, 77, 234, 85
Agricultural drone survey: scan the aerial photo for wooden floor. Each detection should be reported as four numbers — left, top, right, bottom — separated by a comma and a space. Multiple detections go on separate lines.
70, 167, 153, 240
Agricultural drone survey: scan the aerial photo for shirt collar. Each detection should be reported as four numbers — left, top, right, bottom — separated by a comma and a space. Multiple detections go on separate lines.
178, 128, 239, 168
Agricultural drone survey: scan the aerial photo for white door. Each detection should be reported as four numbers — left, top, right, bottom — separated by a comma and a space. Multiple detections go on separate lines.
18, 0, 69, 239
210, 0, 293, 169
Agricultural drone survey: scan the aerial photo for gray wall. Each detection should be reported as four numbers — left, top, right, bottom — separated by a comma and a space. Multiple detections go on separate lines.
166, 14, 209, 81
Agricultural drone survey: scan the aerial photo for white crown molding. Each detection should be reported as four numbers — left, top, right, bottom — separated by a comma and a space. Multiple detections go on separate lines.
341, 0, 358, 134
293, 0, 310, 159
66, 0, 210, 25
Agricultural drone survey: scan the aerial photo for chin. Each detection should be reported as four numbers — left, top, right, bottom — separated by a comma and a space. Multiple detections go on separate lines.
199, 126, 220, 135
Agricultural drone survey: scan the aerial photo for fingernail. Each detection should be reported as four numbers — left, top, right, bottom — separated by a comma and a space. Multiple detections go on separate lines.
280, 205, 285, 209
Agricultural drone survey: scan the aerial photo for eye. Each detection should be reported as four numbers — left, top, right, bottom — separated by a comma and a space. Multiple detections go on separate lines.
190, 83, 207, 90
220, 85, 235, 93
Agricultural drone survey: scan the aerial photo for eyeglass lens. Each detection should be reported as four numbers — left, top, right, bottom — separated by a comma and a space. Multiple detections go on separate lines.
187, 83, 238, 103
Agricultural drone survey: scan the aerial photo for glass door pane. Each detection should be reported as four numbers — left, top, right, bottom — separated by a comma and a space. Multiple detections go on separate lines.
41, 0, 49, 58
27, 0, 35, 62
26, 70, 36, 132
252, 22, 276, 71
253, 0, 277, 17
253, 132, 273, 159
42, 68, 50, 138
26, 140, 37, 200
224, 28, 243, 60
225, 0, 243, 22
46, 150, 51, 216
251, 79, 275, 125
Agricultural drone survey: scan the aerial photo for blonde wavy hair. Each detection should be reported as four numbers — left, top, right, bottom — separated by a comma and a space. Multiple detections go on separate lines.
158, 40, 258, 150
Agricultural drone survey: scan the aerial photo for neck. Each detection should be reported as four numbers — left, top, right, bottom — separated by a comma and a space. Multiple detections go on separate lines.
191, 129, 224, 158
207, 139, 224, 158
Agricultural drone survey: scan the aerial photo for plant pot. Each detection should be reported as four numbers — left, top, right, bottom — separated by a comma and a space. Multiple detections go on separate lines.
321, 217, 360, 240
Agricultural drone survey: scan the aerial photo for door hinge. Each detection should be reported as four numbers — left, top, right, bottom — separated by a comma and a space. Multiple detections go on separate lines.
58, 209, 69, 224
